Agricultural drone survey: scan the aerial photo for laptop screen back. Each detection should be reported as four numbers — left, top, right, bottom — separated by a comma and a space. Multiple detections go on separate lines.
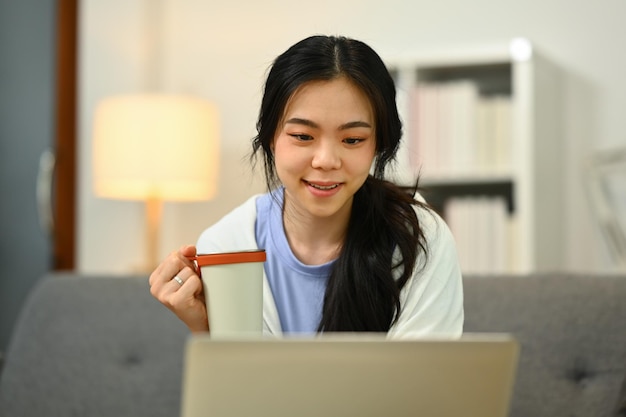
180, 334, 519, 417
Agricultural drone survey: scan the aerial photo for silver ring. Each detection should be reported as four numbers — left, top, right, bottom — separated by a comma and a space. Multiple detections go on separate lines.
173, 275, 184, 286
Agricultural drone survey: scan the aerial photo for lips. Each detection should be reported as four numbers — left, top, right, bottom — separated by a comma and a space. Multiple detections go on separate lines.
304, 180, 341, 190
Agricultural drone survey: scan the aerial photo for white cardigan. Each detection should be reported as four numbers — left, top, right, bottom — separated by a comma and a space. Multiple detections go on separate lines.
197, 194, 464, 338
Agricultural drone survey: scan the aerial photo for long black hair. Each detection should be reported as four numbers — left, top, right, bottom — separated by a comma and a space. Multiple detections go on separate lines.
252, 35, 429, 332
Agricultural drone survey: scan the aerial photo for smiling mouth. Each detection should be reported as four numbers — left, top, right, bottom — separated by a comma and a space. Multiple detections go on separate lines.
305, 181, 340, 190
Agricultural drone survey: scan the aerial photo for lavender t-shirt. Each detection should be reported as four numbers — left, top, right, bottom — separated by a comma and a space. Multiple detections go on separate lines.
255, 188, 333, 334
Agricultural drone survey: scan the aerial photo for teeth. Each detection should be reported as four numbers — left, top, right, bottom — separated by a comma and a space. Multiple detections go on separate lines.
309, 182, 339, 190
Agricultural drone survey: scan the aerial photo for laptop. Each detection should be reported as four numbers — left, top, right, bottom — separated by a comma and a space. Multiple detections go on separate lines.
180, 333, 519, 417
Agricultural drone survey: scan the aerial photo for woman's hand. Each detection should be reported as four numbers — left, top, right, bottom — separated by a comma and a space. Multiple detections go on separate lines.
149, 245, 209, 333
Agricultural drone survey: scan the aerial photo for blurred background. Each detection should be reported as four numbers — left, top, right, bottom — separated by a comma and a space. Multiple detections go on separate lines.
1, 0, 625, 355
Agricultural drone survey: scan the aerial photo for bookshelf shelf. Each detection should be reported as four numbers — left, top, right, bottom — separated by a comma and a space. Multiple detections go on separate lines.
387, 39, 563, 274
419, 179, 514, 214
420, 173, 514, 186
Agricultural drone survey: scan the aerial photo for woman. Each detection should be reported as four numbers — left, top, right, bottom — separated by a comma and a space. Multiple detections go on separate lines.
149, 35, 463, 337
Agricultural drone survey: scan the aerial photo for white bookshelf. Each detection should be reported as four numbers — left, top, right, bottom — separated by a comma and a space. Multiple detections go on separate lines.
386, 39, 563, 274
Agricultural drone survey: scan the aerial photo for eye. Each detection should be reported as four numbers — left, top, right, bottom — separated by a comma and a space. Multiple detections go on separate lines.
343, 137, 365, 145
288, 133, 313, 141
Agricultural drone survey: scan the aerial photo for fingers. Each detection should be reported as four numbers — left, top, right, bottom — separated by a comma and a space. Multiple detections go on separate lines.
162, 271, 208, 333
168, 265, 197, 292
168, 273, 203, 306
150, 262, 201, 306
149, 245, 197, 288
148, 244, 209, 332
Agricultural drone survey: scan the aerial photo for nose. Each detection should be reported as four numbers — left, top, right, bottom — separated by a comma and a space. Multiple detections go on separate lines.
311, 139, 342, 170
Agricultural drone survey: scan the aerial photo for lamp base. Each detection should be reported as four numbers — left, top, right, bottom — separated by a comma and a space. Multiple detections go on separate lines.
145, 197, 163, 273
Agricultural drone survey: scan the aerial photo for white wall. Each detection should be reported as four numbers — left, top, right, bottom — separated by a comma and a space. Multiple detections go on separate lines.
78, 0, 626, 273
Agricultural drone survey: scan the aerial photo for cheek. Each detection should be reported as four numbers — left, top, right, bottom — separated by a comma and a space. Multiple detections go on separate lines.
272, 140, 300, 177
354, 147, 376, 172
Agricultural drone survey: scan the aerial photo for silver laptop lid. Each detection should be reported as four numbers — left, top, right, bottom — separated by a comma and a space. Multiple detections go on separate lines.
180, 333, 519, 417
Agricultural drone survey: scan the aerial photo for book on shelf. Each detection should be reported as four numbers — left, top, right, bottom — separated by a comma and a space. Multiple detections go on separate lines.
444, 196, 519, 274
408, 81, 512, 179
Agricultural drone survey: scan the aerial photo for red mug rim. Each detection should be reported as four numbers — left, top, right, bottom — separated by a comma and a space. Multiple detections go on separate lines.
188, 250, 266, 267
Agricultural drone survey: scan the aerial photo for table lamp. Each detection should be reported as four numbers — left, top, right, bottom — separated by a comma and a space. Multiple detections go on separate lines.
92, 94, 219, 271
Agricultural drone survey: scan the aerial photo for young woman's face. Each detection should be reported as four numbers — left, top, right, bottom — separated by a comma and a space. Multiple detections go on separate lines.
272, 77, 376, 221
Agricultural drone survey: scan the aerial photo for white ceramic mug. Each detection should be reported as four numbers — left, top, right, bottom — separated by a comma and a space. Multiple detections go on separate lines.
194, 250, 266, 338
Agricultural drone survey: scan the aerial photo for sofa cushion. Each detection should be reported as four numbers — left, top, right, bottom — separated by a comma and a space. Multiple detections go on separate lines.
0, 273, 189, 417
2, 271, 625, 417
463, 273, 626, 417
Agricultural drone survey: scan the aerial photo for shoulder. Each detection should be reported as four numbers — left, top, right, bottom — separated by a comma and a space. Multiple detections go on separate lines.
196, 193, 264, 254
411, 191, 455, 250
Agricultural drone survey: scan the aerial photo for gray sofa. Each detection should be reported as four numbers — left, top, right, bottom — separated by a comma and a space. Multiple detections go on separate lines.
0, 272, 625, 417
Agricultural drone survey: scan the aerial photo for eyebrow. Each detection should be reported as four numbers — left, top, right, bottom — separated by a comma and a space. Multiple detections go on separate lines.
285, 118, 372, 130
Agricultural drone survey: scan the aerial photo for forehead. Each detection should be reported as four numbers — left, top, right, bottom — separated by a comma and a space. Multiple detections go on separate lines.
282, 78, 374, 122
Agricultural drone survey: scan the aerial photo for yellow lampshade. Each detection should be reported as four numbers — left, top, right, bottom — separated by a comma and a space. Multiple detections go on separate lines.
93, 94, 219, 201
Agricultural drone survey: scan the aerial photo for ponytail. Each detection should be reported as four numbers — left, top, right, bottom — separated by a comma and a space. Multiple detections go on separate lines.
318, 176, 429, 332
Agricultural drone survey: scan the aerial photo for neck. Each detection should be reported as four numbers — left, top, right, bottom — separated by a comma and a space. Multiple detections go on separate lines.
282, 195, 351, 265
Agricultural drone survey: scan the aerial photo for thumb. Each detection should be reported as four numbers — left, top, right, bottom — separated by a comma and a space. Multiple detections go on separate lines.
179, 244, 197, 258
